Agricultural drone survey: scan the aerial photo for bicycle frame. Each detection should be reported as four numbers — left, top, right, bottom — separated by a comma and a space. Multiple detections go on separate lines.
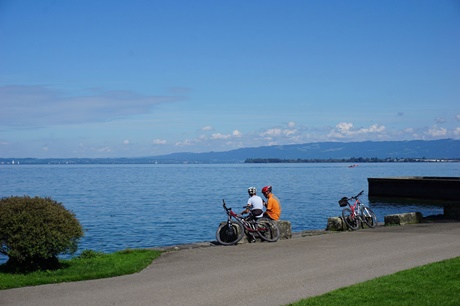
349, 198, 362, 218
222, 200, 262, 234
347, 190, 364, 216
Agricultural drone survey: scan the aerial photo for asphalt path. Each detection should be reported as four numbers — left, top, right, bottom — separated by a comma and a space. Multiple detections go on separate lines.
1, 219, 459, 306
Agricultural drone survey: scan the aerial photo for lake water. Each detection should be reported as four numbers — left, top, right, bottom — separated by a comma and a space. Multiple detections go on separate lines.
1, 162, 459, 263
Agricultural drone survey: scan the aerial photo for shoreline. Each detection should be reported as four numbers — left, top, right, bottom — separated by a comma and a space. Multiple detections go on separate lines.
157, 214, 449, 252
157, 228, 336, 251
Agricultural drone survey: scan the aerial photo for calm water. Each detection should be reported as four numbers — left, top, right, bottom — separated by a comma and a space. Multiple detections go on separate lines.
1, 163, 459, 262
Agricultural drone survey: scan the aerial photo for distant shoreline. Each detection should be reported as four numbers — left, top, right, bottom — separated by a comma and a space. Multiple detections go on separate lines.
244, 158, 460, 163
1, 158, 459, 165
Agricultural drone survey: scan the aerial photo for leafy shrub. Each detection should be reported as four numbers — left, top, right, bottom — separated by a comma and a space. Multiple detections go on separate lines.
0, 196, 84, 272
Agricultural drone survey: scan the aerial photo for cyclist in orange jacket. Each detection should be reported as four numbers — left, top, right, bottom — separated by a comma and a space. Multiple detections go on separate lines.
261, 185, 281, 220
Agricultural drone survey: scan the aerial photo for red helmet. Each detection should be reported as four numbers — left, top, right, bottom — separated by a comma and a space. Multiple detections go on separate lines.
262, 186, 272, 194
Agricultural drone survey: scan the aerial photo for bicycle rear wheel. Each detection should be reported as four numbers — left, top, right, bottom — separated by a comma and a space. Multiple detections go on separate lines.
342, 208, 360, 230
216, 221, 244, 245
362, 206, 378, 228
256, 218, 280, 242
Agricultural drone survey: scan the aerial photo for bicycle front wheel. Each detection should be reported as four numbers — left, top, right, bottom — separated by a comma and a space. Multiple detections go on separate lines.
216, 221, 244, 245
362, 206, 378, 228
256, 218, 280, 242
342, 208, 360, 230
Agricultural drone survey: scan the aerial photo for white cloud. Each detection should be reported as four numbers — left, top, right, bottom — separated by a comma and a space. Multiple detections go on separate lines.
210, 130, 242, 140
454, 127, 460, 136
123, 140, 130, 145
328, 122, 353, 138
152, 139, 167, 145
175, 130, 242, 147
283, 129, 296, 136
456, 114, 460, 121
175, 139, 195, 147
261, 128, 282, 137
232, 130, 242, 137
337, 122, 354, 133
258, 123, 299, 143
427, 126, 447, 137
201, 126, 213, 131
211, 133, 230, 140
328, 122, 386, 139
366, 124, 386, 133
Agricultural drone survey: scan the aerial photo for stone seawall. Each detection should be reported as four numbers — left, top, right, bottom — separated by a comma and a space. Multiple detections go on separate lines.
326, 211, 432, 231
237, 220, 292, 244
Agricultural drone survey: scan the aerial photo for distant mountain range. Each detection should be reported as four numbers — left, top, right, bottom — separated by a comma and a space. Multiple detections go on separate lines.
152, 139, 459, 163
1, 139, 459, 164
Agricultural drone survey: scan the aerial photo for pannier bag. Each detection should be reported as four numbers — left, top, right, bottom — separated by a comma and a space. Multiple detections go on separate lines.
338, 197, 349, 207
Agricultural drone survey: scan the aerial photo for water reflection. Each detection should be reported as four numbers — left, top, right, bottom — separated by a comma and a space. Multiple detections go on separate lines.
368, 196, 445, 219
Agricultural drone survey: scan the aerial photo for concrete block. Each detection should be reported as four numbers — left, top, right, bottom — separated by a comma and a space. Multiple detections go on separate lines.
384, 212, 423, 225
327, 217, 345, 231
244, 220, 292, 243
328, 216, 377, 231
275, 220, 292, 239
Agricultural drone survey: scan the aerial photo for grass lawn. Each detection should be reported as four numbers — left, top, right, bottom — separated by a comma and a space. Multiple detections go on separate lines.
0, 249, 162, 290
289, 256, 460, 306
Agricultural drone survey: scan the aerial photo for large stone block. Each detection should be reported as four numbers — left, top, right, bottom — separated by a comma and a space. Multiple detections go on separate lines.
327, 216, 376, 231
275, 220, 292, 239
384, 212, 423, 225
327, 217, 345, 231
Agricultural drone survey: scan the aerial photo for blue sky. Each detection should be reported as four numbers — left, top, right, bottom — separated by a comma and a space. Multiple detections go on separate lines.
1, 0, 459, 158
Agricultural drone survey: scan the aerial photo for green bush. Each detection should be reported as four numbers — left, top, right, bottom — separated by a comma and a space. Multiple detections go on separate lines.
0, 196, 84, 272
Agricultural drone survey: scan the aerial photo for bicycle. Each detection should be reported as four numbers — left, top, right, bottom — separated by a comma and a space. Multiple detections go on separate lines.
216, 199, 280, 245
339, 190, 378, 230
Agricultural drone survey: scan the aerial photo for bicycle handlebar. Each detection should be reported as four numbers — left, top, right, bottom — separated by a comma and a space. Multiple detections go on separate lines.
222, 199, 230, 211
349, 190, 364, 200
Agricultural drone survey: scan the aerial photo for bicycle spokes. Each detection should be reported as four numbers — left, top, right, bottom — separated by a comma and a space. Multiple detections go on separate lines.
256, 219, 280, 242
342, 207, 360, 230
361, 206, 377, 228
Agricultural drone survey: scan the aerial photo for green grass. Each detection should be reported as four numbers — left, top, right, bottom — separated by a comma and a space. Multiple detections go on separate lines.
0, 249, 162, 290
289, 256, 460, 306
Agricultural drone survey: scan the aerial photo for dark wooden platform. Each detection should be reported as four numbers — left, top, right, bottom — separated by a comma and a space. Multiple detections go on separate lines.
368, 176, 460, 201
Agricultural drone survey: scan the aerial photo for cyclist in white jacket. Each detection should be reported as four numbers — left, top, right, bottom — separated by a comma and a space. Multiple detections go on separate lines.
241, 186, 264, 219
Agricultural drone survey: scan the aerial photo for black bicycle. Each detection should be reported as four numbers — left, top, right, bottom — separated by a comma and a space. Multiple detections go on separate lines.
216, 200, 280, 245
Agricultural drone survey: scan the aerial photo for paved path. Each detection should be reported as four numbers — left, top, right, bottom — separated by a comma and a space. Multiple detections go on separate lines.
1, 220, 459, 306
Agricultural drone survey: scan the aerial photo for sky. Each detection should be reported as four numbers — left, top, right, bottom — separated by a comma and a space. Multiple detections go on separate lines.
0, 0, 459, 158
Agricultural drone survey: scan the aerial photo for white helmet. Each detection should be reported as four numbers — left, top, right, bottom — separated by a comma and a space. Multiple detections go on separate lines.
247, 186, 257, 196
